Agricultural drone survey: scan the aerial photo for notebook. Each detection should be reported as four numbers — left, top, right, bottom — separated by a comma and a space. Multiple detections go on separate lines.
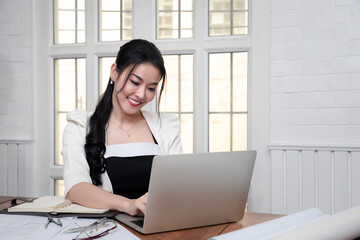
7, 196, 107, 214
115, 150, 257, 234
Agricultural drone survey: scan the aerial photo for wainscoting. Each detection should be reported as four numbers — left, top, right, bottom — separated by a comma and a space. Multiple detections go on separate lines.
2, 140, 359, 213
269, 144, 360, 215
0, 140, 34, 196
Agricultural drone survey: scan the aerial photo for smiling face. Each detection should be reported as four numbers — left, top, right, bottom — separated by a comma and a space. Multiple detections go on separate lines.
111, 62, 161, 117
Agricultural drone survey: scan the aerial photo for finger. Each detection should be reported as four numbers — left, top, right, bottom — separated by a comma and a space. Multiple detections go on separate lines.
139, 204, 146, 215
137, 199, 147, 214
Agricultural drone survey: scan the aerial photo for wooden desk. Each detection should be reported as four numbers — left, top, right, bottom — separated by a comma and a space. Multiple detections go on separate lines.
123, 212, 283, 240
0, 196, 282, 240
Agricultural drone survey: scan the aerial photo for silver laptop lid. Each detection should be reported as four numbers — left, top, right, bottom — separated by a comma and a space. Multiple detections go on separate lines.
142, 150, 256, 234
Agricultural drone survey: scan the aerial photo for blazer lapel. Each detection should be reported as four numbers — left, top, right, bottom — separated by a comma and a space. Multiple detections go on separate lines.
141, 110, 167, 155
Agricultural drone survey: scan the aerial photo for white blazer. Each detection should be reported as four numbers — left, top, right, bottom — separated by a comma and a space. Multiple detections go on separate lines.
62, 109, 183, 197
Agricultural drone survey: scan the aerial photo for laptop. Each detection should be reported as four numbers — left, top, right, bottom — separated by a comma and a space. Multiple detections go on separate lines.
115, 150, 257, 234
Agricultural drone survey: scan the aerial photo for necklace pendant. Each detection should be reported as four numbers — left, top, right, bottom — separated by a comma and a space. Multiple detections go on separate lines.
126, 132, 130, 137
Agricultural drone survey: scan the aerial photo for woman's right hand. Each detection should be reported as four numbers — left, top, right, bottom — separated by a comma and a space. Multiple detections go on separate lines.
124, 192, 148, 216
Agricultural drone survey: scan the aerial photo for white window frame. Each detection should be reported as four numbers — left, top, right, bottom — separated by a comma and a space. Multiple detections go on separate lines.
33, 0, 271, 213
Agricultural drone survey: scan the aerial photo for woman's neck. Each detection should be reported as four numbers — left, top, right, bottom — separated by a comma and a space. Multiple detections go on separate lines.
108, 109, 143, 126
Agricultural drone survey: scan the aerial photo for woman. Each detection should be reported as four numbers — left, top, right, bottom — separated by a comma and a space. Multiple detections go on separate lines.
62, 39, 183, 216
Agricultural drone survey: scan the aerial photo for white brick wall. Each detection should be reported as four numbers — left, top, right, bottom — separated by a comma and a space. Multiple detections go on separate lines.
351, 74, 360, 89
271, 0, 360, 144
0, 0, 33, 140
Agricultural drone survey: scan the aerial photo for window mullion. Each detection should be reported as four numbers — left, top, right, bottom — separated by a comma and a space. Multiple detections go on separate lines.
120, 0, 123, 40
75, 0, 78, 43
192, 0, 206, 153
230, 0, 233, 35
178, 55, 181, 115
75, 58, 78, 108
193, 50, 208, 153
230, 53, 233, 151
133, 0, 154, 40
178, 0, 181, 38
85, 0, 97, 111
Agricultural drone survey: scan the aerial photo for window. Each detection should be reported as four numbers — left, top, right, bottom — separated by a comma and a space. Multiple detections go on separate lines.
156, 0, 249, 153
209, 52, 248, 152
54, 0, 85, 44
45, 0, 253, 195
160, 55, 194, 153
157, 0, 193, 39
209, 0, 248, 36
99, 0, 132, 41
54, 58, 86, 165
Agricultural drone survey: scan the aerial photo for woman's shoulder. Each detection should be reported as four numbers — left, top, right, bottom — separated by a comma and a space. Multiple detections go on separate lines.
66, 109, 92, 127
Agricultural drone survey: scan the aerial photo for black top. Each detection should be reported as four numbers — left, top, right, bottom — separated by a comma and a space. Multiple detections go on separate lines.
105, 155, 154, 199
104, 136, 160, 199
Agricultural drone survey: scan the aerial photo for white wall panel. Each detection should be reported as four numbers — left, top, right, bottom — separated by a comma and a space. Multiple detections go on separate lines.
17, 144, 28, 196
0, 141, 33, 197
301, 150, 316, 210
271, 150, 285, 214
351, 152, 360, 207
7, 144, 17, 196
334, 151, 349, 213
286, 150, 300, 214
269, 144, 360, 215
0, 144, 7, 195
317, 151, 332, 214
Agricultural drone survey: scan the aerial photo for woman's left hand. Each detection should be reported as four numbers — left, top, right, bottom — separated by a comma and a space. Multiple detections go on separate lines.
124, 192, 148, 216
134, 192, 148, 215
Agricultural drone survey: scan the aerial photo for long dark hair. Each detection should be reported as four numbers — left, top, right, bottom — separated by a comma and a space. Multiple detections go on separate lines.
85, 39, 166, 186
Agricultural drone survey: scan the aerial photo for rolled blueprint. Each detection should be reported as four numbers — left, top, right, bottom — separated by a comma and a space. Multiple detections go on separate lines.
270, 206, 360, 240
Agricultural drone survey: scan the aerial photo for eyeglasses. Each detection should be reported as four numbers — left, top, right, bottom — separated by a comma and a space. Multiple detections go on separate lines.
73, 218, 117, 240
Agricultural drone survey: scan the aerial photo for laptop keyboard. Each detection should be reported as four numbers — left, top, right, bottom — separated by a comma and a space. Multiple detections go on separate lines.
131, 219, 144, 228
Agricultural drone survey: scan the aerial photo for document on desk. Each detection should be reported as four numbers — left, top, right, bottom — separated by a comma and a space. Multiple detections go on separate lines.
0, 214, 140, 240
